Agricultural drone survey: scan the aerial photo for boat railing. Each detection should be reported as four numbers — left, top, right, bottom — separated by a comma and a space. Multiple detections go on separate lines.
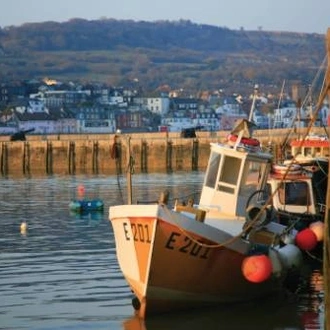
174, 202, 206, 222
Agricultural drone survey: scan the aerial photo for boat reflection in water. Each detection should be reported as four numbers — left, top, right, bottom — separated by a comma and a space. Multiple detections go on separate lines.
298, 268, 325, 330
123, 294, 305, 330
70, 210, 104, 223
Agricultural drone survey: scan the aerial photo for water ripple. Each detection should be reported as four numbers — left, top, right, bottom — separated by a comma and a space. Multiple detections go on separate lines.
0, 173, 324, 330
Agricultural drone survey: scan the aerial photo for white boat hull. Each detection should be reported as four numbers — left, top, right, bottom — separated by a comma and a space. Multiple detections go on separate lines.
110, 204, 285, 317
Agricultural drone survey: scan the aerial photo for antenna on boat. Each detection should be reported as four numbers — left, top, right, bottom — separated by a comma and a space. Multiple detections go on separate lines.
117, 131, 133, 205
306, 84, 315, 127
272, 80, 286, 130
278, 80, 285, 109
126, 136, 133, 204
296, 98, 301, 139
248, 84, 259, 122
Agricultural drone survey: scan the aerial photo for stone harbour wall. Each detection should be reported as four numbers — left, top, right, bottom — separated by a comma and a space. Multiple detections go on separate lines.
0, 127, 325, 176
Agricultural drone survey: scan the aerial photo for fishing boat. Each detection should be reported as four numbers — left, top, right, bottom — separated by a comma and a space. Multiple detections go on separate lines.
288, 134, 328, 207
268, 164, 324, 224
267, 79, 329, 256
265, 163, 325, 255
289, 133, 329, 165
109, 119, 307, 318
269, 104, 328, 255
69, 198, 104, 212
69, 184, 104, 213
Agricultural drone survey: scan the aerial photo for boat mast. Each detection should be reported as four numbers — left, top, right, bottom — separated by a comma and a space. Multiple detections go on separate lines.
271, 80, 285, 130
324, 27, 330, 330
296, 98, 301, 139
248, 84, 258, 122
126, 136, 133, 204
307, 84, 314, 128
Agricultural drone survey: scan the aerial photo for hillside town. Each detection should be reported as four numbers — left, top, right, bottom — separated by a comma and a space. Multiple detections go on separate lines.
0, 78, 329, 136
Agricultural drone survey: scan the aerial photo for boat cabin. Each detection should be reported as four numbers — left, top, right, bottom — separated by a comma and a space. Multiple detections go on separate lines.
199, 142, 272, 217
290, 135, 330, 163
267, 173, 317, 216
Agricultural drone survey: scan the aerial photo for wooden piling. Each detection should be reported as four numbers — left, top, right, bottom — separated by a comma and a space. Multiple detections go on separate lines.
23, 142, 30, 175
46, 141, 53, 175
126, 136, 132, 205
92, 141, 99, 174
166, 140, 173, 173
192, 139, 199, 171
175, 144, 184, 170
0, 142, 8, 176
141, 140, 148, 173
68, 141, 75, 175
112, 138, 122, 175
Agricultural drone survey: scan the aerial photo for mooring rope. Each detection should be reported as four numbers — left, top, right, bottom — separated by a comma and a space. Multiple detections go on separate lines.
161, 203, 245, 249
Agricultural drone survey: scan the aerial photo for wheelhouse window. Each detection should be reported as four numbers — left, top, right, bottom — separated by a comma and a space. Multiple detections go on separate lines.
239, 159, 268, 195
278, 181, 311, 206
205, 152, 221, 188
304, 147, 312, 156
217, 155, 241, 194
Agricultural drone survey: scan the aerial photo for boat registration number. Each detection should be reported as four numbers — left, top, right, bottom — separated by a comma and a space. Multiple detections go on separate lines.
165, 232, 211, 259
123, 222, 152, 243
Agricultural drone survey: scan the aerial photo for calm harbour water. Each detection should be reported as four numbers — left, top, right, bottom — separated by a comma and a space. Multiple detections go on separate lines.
0, 172, 325, 330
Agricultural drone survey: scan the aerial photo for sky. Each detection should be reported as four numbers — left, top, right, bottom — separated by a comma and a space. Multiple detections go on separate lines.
1, 0, 329, 34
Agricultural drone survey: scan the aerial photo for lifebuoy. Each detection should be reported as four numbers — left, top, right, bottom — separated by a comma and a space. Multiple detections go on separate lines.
270, 172, 305, 180
272, 163, 302, 175
227, 134, 260, 147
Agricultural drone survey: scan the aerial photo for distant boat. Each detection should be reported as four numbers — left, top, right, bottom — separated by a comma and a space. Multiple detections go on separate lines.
109, 119, 305, 318
70, 184, 104, 213
69, 199, 104, 213
289, 133, 330, 166
267, 109, 328, 259
268, 72, 329, 255
265, 163, 325, 257
269, 163, 323, 221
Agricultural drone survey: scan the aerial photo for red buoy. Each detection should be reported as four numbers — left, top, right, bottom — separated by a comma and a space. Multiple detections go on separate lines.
295, 228, 318, 251
77, 184, 85, 198
241, 255, 273, 283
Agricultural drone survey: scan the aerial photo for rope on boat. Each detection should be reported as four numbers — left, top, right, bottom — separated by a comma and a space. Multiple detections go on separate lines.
305, 250, 323, 263
278, 55, 328, 155
158, 80, 330, 250
161, 201, 283, 249
245, 76, 330, 242
264, 80, 330, 223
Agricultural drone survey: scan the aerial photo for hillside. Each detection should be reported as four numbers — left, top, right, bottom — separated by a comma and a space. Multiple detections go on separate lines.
0, 19, 327, 94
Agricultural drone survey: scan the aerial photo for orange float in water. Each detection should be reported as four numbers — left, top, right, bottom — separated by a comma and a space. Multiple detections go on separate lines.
295, 228, 318, 251
241, 255, 273, 283
309, 221, 324, 242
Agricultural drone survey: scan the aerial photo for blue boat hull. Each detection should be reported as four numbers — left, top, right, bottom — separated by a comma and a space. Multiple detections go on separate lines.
69, 199, 104, 212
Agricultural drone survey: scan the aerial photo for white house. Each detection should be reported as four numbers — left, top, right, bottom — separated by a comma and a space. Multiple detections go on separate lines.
134, 97, 170, 116
273, 103, 297, 128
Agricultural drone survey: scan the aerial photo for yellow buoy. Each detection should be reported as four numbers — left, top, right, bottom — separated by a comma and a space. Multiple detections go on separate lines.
20, 221, 27, 235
